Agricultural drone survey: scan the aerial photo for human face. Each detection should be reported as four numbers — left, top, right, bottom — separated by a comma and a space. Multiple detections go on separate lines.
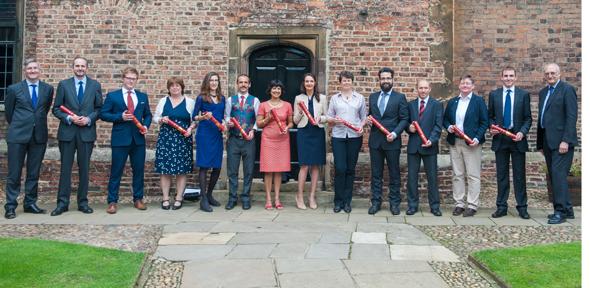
304, 76, 316, 94
209, 75, 219, 92
379, 72, 393, 92
169, 83, 182, 97
73, 58, 88, 79
122, 72, 138, 90
24, 62, 40, 82
544, 64, 560, 86
237, 76, 250, 94
416, 80, 431, 99
340, 77, 353, 92
270, 86, 282, 99
501, 69, 516, 88
459, 78, 474, 96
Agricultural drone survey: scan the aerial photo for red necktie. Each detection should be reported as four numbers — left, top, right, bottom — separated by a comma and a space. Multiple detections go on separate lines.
127, 90, 135, 114
240, 95, 245, 109
419, 100, 425, 119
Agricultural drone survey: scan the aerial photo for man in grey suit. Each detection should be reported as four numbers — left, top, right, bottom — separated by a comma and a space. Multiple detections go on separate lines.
488, 67, 532, 219
537, 63, 578, 224
405, 79, 443, 216
50, 56, 103, 216
4, 58, 54, 219
367, 67, 409, 215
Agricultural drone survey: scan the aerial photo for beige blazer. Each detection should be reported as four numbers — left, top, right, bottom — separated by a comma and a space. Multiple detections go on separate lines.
293, 93, 328, 128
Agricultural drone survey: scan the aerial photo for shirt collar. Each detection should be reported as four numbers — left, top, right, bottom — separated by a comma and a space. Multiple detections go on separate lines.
419, 96, 430, 103
123, 87, 135, 95
458, 92, 472, 100
26, 80, 39, 86
74, 76, 87, 85
503, 86, 514, 93
549, 80, 560, 89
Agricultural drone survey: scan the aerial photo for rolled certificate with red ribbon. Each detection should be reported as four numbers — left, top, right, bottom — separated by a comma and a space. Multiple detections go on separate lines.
298, 101, 317, 126
207, 112, 225, 132
271, 109, 287, 133
412, 121, 428, 145
336, 117, 363, 134
230, 117, 250, 139
162, 118, 188, 135
367, 115, 390, 135
131, 115, 148, 134
59, 105, 78, 117
490, 124, 517, 141
453, 127, 474, 145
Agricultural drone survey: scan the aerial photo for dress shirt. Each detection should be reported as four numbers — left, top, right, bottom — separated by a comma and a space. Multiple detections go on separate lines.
377, 90, 391, 114
418, 96, 430, 110
502, 86, 515, 129
75, 76, 87, 96
122, 87, 138, 110
454, 92, 472, 133
224, 93, 260, 129
26, 80, 40, 99
540, 80, 560, 129
327, 91, 366, 138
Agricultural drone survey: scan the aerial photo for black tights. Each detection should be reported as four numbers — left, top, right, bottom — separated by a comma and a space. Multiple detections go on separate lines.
199, 168, 221, 195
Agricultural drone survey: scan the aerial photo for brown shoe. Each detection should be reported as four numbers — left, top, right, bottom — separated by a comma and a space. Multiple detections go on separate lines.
106, 203, 117, 214
463, 208, 477, 217
452, 207, 465, 216
134, 200, 147, 210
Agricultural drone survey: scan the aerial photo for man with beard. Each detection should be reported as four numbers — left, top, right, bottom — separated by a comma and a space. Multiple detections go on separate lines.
367, 67, 409, 215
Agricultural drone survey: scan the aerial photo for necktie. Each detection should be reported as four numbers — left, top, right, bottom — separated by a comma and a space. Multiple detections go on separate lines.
503, 89, 512, 128
240, 95, 245, 109
378, 93, 387, 115
540, 86, 554, 129
30, 84, 38, 109
308, 96, 315, 125
77, 81, 84, 104
419, 100, 425, 119
127, 90, 135, 114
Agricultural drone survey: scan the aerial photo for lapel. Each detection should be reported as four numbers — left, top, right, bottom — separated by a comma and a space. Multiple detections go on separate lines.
448, 96, 459, 122
513, 87, 523, 119
419, 97, 432, 122
544, 81, 561, 113
494, 89, 504, 122
19, 81, 34, 108
67, 77, 80, 109
81, 77, 95, 107
383, 90, 395, 116
464, 94, 477, 122
134, 91, 143, 117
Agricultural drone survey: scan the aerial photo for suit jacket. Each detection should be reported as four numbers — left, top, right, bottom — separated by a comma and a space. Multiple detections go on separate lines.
406, 97, 443, 155
443, 93, 489, 145
4, 80, 54, 144
536, 80, 578, 150
52, 77, 103, 142
368, 90, 409, 150
293, 93, 328, 128
488, 87, 531, 152
99, 89, 152, 147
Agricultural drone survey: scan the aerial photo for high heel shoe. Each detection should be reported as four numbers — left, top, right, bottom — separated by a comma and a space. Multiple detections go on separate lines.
308, 197, 318, 210
172, 200, 183, 210
275, 201, 284, 210
295, 196, 307, 210
265, 202, 273, 210
161, 200, 171, 210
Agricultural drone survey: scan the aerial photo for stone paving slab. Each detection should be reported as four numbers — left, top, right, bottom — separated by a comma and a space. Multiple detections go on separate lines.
347, 213, 388, 223
386, 226, 439, 246
159, 232, 235, 245
275, 259, 345, 273
351, 232, 387, 244
163, 221, 218, 233
451, 217, 496, 226
155, 244, 234, 261
390, 245, 460, 262
319, 231, 351, 243
405, 216, 456, 226
228, 232, 322, 244
270, 243, 309, 259
274, 213, 349, 223
278, 269, 356, 288
350, 244, 390, 259
182, 259, 277, 288
356, 223, 409, 233
491, 217, 541, 226
306, 243, 350, 259
226, 244, 276, 259
354, 272, 449, 288
343, 260, 434, 274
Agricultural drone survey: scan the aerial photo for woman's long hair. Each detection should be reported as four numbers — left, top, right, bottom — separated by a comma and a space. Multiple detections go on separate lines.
200, 72, 223, 103
299, 73, 320, 102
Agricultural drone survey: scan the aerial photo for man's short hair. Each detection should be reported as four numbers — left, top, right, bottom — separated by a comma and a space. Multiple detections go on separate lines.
72, 56, 89, 67
236, 74, 250, 83
460, 74, 474, 84
122, 67, 139, 77
416, 79, 431, 87
338, 71, 354, 82
23, 58, 38, 67
501, 66, 516, 75
543, 63, 561, 73
378, 67, 394, 78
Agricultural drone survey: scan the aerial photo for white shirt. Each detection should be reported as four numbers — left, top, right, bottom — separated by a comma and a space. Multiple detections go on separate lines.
454, 92, 472, 132
224, 93, 261, 129
502, 86, 515, 129
418, 96, 430, 110
75, 76, 87, 96
122, 87, 138, 109
327, 91, 367, 138
26, 80, 40, 99
377, 90, 391, 115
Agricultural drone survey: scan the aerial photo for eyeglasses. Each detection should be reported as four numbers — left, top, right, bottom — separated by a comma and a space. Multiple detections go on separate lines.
124, 77, 138, 81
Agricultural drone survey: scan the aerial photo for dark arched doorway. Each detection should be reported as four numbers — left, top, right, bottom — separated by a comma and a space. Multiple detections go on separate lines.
249, 44, 312, 180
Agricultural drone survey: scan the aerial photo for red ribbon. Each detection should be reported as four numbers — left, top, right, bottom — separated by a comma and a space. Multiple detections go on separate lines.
367, 115, 390, 135
298, 101, 317, 126
412, 121, 428, 145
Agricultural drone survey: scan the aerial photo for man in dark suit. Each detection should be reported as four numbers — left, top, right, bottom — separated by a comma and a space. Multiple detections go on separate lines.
367, 67, 409, 215
50, 56, 103, 216
537, 63, 578, 224
405, 80, 443, 216
4, 58, 54, 219
443, 74, 489, 217
488, 67, 532, 219
99, 67, 152, 214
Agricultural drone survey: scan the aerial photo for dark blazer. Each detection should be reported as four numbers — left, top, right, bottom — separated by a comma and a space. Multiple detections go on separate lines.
99, 89, 152, 147
488, 87, 531, 152
443, 94, 489, 145
4, 80, 54, 144
52, 77, 103, 142
368, 90, 409, 150
536, 80, 578, 151
406, 97, 443, 155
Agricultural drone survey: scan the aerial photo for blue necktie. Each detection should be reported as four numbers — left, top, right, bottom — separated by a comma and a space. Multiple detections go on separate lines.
30, 84, 38, 109
77, 81, 84, 104
540, 86, 555, 129
379, 93, 388, 115
308, 97, 314, 127
503, 89, 512, 128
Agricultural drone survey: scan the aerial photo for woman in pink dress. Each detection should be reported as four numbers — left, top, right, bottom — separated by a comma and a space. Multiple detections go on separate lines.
257, 80, 293, 210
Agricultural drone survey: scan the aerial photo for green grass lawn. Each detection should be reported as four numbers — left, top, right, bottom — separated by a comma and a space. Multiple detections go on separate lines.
0, 238, 145, 288
472, 242, 581, 288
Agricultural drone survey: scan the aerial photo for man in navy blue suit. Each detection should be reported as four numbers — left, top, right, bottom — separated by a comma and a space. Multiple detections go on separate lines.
537, 63, 578, 224
100, 67, 152, 214
443, 75, 488, 217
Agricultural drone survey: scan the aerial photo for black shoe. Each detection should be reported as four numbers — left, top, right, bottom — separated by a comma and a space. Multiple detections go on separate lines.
491, 210, 507, 218
463, 208, 477, 217
343, 203, 352, 213
547, 210, 575, 219
518, 210, 530, 219
333, 205, 342, 213
23, 204, 46, 214
389, 205, 400, 216
548, 213, 566, 224
51, 206, 69, 216
207, 193, 221, 207
200, 199, 212, 212
452, 207, 465, 216
4, 209, 16, 219
172, 200, 183, 210
78, 206, 93, 214
242, 201, 251, 210
406, 208, 418, 216
368, 204, 381, 215
431, 209, 442, 216
161, 200, 171, 210
225, 200, 237, 210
